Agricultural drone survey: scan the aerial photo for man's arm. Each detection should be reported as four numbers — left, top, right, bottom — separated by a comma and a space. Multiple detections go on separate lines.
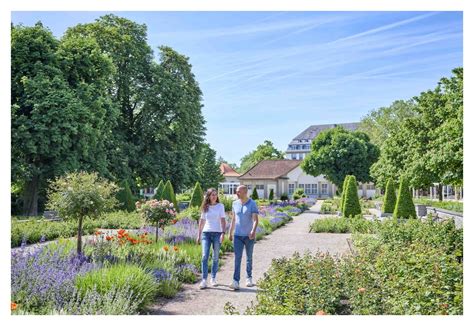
249, 213, 259, 240
229, 211, 235, 241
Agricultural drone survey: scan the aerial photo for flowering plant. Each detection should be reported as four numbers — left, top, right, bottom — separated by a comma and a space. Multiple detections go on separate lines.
136, 199, 177, 242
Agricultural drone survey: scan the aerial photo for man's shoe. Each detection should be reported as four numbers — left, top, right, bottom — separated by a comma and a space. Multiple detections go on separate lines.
199, 279, 207, 289
211, 278, 218, 287
246, 277, 254, 287
229, 280, 240, 290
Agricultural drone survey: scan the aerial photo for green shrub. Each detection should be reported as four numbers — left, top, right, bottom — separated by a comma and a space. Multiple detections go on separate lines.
190, 182, 203, 208
116, 180, 136, 212
342, 176, 361, 218
393, 177, 416, 219
341, 175, 351, 216
75, 264, 158, 310
280, 193, 289, 201
382, 178, 396, 214
269, 189, 274, 201
251, 187, 259, 200
320, 199, 337, 214
96, 211, 145, 229
414, 199, 463, 213
161, 180, 178, 211
153, 180, 164, 200
176, 206, 201, 221
292, 188, 306, 200
309, 217, 378, 234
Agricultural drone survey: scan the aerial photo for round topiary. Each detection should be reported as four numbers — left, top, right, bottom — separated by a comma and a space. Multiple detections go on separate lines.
342, 176, 361, 218
251, 187, 259, 200
190, 181, 203, 208
116, 179, 135, 212
153, 180, 164, 200
161, 180, 178, 211
269, 188, 274, 201
280, 193, 289, 201
393, 177, 416, 219
382, 178, 396, 214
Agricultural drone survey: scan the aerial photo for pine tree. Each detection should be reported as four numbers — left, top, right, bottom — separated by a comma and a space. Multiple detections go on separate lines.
393, 177, 417, 219
116, 179, 135, 212
342, 176, 361, 217
269, 188, 274, 201
153, 180, 164, 200
190, 181, 204, 208
382, 178, 396, 214
161, 180, 178, 211
251, 187, 259, 200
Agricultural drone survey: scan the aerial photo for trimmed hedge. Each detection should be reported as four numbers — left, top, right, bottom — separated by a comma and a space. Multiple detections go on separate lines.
161, 180, 178, 211
341, 175, 351, 217
269, 189, 274, 201
189, 182, 203, 208
251, 187, 259, 200
153, 180, 164, 200
116, 180, 135, 212
342, 176, 361, 218
382, 178, 396, 214
393, 177, 416, 219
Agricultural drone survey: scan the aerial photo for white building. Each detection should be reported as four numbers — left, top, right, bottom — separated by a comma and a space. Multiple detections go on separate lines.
218, 163, 241, 196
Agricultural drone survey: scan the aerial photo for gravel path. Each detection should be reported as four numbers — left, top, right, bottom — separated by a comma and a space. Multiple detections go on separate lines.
146, 201, 351, 315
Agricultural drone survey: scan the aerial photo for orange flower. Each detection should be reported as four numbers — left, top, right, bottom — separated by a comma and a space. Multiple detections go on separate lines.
117, 234, 123, 239
358, 287, 366, 294
118, 229, 126, 235
94, 230, 103, 236
11, 302, 17, 311
173, 246, 179, 252
171, 219, 177, 225
105, 236, 113, 241
163, 245, 169, 251
315, 310, 326, 315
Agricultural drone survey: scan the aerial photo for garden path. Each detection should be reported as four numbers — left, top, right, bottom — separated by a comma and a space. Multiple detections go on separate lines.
147, 200, 351, 315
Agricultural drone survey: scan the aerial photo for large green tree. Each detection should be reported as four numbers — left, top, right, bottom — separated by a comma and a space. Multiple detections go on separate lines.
196, 143, 224, 191
11, 23, 117, 215
301, 127, 379, 190
240, 140, 284, 173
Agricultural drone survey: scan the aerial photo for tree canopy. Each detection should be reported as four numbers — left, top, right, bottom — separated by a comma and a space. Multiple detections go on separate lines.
240, 140, 284, 173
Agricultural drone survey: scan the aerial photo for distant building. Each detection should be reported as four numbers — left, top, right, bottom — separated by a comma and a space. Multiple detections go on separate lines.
218, 163, 241, 196
286, 122, 359, 160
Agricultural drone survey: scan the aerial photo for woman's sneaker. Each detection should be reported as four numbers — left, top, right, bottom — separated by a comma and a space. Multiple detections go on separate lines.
246, 277, 254, 287
229, 280, 240, 290
211, 278, 218, 287
199, 279, 207, 289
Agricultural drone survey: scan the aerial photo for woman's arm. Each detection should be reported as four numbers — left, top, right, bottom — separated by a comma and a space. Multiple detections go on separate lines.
196, 213, 205, 244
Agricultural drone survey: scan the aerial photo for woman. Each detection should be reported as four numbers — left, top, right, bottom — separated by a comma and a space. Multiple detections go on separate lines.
196, 188, 226, 289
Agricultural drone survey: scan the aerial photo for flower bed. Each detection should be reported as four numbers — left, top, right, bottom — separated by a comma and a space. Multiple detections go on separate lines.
243, 218, 463, 315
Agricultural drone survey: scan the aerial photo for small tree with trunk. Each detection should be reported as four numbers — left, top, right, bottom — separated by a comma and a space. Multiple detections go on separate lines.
393, 177, 417, 219
190, 181, 204, 208
342, 176, 361, 218
136, 199, 176, 242
382, 178, 396, 214
47, 171, 118, 255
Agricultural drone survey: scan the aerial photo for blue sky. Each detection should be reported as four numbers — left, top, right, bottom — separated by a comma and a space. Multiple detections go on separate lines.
11, 11, 463, 165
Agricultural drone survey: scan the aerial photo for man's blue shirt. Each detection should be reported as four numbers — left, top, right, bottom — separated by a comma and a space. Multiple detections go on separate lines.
232, 198, 259, 236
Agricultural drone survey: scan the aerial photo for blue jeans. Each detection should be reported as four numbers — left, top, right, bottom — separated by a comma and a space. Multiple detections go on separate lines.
201, 232, 222, 280
233, 235, 255, 283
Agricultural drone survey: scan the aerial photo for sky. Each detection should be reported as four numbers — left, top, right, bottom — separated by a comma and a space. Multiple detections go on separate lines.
11, 11, 463, 165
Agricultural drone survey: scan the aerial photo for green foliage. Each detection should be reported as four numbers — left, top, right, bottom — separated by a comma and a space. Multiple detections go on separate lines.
75, 264, 157, 310
269, 188, 274, 201
340, 175, 351, 216
292, 188, 306, 200
190, 182, 203, 208
301, 127, 379, 190
414, 199, 463, 213
240, 140, 284, 173
320, 199, 339, 214
218, 191, 233, 212
251, 187, 259, 200
342, 176, 361, 218
161, 180, 178, 211
309, 217, 378, 234
153, 180, 164, 200
393, 177, 417, 219
116, 180, 135, 212
176, 206, 201, 221
195, 143, 224, 190
280, 193, 289, 201
46, 171, 118, 254
382, 178, 396, 214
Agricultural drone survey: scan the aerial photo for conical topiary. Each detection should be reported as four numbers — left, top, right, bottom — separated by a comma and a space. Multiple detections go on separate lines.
340, 175, 351, 216
382, 178, 396, 214
342, 176, 361, 218
269, 188, 274, 201
251, 187, 259, 200
161, 180, 178, 211
153, 180, 164, 200
393, 177, 416, 219
116, 179, 135, 212
190, 181, 204, 208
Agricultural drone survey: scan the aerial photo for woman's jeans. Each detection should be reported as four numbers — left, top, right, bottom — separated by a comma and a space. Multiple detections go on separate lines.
233, 235, 255, 283
201, 232, 222, 280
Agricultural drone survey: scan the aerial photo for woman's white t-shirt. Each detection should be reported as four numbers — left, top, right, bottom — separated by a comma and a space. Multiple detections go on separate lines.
201, 203, 226, 232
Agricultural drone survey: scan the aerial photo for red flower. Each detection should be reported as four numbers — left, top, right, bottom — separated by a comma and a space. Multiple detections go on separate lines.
11, 302, 18, 310
171, 219, 177, 225
105, 236, 113, 241
163, 245, 169, 251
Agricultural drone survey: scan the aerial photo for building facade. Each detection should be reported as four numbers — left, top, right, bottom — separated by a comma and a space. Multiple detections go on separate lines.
218, 163, 241, 196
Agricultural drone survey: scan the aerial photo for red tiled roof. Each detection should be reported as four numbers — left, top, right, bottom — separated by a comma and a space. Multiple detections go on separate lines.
239, 160, 301, 180
220, 163, 240, 177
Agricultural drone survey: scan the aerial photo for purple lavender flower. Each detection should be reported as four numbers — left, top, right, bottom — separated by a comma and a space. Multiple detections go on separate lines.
269, 217, 284, 226
151, 268, 172, 282
176, 263, 198, 275
256, 226, 264, 235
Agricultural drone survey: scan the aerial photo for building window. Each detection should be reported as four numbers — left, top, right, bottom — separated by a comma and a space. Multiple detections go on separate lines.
366, 184, 375, 190
304, 184, 311, 194
311, 184, 317, 194
298, 153, 304, 160
289, 184, 295, 195
247, 185, 252, 192
256, 185, 264, 190
291, 154, 297, 160
321, 184, 328, 194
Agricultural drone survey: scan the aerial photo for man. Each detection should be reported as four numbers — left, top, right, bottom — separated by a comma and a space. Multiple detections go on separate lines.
228, 185, 259, 290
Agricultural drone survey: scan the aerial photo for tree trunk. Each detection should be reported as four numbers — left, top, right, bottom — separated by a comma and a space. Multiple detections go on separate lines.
22, 175, 40, 216
438, 184, 443, 202
77, 217, 83, 255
